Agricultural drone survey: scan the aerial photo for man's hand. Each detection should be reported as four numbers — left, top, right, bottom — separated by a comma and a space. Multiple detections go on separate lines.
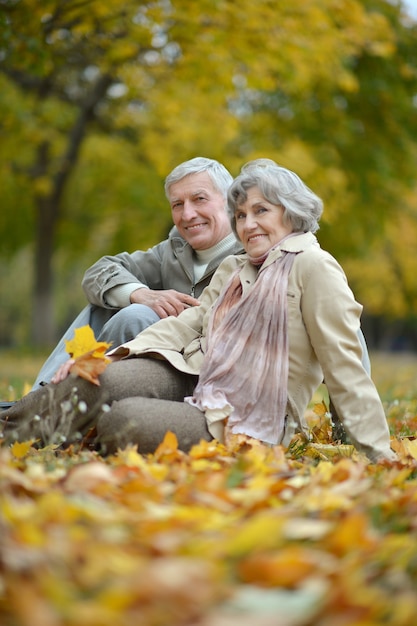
130, 288, 200, 318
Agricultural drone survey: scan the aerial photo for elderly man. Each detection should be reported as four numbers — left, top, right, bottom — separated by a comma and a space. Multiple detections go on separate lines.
32, 157, 243, 389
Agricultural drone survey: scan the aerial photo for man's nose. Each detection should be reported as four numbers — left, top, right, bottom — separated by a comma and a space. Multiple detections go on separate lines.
182, 200, 198, 220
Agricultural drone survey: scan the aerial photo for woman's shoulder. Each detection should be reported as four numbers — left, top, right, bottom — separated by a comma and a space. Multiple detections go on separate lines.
294, 234, 338, 263
294, 239, 348, 287
217, 252, 248, 271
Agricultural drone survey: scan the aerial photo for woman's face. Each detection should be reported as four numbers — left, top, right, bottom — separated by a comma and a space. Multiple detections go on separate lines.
234, 186, 293, 257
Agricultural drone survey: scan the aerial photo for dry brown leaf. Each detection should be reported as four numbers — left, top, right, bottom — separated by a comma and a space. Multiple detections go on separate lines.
69, 350, 111, 386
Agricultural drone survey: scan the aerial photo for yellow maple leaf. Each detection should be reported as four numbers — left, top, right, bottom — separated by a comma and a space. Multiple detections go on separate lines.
11, 440, 35, 458
65, 325, 112, 359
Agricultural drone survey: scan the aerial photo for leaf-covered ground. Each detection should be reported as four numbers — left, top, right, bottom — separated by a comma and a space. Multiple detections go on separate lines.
2, 351, 417, 626
2, 419, 417, 626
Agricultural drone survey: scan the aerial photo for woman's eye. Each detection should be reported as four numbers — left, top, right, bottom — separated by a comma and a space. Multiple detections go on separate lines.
236, 212, 245, 220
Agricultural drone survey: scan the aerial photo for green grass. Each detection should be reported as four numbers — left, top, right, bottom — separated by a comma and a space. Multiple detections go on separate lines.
370, 351, 417, 437
370, 351, 417, 400
0, 348, 49, 400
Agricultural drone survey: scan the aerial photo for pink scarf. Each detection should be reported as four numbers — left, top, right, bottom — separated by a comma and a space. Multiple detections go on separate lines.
187, 245, 298, 444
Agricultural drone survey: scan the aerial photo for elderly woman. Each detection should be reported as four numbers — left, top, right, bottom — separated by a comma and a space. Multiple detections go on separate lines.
2, 160, 395, 462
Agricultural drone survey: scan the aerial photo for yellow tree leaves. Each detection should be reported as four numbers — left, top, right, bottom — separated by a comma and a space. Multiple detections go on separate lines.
65, 325, 112, 385
343, 195, 417, 318
2, 0, 417, 340
137, 0, 400, 176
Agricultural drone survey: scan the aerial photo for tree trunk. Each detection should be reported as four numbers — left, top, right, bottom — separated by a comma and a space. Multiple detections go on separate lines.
30, 74, 114, 347
32, 195, 57, 346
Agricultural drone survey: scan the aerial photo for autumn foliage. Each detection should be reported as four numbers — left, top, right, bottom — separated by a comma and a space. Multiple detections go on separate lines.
2, 408, 417, 625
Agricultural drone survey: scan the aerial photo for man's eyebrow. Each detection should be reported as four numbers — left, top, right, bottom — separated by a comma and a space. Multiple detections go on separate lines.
171, 188, 209, 201
191, 188, 209, 196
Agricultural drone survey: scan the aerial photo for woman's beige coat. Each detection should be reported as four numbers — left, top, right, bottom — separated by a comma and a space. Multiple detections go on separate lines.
112, 232, 394, 462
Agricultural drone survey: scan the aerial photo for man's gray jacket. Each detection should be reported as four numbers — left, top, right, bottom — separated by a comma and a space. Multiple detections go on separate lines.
82, 227, 243, 304
32, 228, 242, 389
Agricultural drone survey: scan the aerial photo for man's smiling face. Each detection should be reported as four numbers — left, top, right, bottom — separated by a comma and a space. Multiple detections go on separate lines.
168, 172, 232, 250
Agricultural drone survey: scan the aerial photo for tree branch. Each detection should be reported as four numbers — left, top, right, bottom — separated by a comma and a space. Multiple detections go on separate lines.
51, 72, 114, 206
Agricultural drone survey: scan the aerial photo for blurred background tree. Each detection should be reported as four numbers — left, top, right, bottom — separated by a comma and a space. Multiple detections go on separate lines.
1, 0, 416, 350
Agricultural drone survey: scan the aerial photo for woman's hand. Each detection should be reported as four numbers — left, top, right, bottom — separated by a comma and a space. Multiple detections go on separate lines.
51, 354, 121, 384
51, 359, 75, 384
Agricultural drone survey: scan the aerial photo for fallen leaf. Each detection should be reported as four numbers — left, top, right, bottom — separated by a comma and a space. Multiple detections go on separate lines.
64, 461, 119, 492
237, 546, 327, 588
154, 431, 185, 462
391, 436, 417, 461
11, 440, 36, 459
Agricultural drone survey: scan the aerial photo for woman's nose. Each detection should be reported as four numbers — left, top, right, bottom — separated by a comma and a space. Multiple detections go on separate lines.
243, 215, 257, 230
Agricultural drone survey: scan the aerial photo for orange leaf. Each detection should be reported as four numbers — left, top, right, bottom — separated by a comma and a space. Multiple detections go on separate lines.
154, 431, 185, 462
238, 547, 320, 588
65, 325, 112, 359
326, 512, 376, 556
155, 430, 178, 453
70, 351, 110, 386
313, 400, 329, 418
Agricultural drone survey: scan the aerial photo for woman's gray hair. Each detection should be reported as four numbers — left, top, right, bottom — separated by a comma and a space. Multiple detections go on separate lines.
164, 157, 233, 199
227, 158, 323, 235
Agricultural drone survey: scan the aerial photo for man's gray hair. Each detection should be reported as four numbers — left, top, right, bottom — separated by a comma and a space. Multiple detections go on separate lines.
165, 157, 233, 199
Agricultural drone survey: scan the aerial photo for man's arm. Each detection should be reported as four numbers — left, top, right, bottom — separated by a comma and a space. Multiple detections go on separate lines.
82, 239, 200, 317
81, 242, 169, 307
